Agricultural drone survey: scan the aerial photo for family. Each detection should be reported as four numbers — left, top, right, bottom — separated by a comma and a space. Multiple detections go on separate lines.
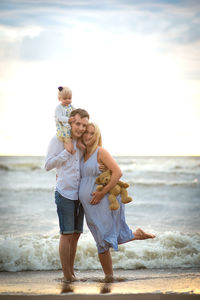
45, 86, 155, 282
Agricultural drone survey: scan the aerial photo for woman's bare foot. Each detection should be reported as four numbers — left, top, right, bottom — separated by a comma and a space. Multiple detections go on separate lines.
104, 275, 114, 283
133, 228, 155, 240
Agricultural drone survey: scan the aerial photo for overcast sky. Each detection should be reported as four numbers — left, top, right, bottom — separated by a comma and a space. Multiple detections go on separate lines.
0, 0, 200, 155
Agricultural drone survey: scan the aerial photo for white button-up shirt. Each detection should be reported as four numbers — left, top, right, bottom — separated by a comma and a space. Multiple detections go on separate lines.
45, 136, 83, 200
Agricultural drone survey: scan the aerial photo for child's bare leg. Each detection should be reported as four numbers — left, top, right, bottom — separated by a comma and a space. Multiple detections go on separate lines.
64, 139, 76, 154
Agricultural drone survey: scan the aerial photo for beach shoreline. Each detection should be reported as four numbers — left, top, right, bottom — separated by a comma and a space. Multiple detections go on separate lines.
0, 268, 199, 298
0, 295, 200, 300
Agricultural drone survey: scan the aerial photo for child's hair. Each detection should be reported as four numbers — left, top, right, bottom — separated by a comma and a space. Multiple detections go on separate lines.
58, 86, 72, 100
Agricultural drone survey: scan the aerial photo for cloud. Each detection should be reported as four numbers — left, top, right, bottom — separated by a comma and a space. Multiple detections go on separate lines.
0, 0, 200, 47
0, 0, 200, 79
0, 1, 200, 155
0, 0, 200, 36
0, 25, 43, 62
20, 29, 68, 61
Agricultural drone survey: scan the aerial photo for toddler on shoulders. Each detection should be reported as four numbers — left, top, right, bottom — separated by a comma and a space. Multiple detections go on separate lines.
55, 86, 85, 154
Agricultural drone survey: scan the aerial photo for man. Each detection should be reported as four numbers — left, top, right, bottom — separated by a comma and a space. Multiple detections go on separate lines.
45, 108, 89, 282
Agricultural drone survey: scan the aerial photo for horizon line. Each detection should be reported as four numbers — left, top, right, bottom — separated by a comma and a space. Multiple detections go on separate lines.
0, 154, 200, 157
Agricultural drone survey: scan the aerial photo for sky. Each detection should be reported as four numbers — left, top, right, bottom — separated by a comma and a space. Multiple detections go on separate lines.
0, 0, 200, 156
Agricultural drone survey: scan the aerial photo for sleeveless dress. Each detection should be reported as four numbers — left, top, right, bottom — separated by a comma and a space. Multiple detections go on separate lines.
79, 148, 134, 253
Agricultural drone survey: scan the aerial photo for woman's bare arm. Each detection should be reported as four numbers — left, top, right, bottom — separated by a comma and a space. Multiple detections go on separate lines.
90, 147, 122, 205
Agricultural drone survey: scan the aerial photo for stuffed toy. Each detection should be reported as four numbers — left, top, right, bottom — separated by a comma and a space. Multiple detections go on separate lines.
95, 170, 133, 210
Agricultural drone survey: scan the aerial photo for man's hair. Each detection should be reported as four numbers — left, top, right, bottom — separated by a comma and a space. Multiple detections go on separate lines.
70, 108, 90, 119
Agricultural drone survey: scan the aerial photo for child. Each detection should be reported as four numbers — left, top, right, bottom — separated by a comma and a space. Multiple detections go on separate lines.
55, 86, 85, 154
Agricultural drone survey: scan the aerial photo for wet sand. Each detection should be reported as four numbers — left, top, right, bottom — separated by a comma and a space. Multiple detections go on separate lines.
0, 268, 199, 299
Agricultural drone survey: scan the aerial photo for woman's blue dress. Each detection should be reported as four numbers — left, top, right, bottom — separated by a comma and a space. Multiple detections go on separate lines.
79, 148, 134, 253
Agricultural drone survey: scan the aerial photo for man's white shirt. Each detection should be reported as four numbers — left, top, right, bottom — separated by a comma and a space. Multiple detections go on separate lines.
45, 136, 83, 200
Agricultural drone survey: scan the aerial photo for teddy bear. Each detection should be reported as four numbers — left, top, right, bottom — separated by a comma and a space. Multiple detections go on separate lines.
95, 170, 133, 210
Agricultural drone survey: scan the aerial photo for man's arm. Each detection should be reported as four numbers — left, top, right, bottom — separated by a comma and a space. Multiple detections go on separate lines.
45, 137, 71, 171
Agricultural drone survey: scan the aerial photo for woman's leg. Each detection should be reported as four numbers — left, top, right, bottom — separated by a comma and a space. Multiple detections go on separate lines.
98, 249, 113, 281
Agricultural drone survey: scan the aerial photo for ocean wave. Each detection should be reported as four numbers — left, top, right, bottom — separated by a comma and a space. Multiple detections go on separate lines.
0, 231, 199, 272
0, 163, 42, 171
0, 186, 54, 193
128, 179, 199, 187
0, 178, 198, 193
173, 164, 200, 170
115, 160, 136, 166
123, 168, 200, 177
0, 164, 9, 171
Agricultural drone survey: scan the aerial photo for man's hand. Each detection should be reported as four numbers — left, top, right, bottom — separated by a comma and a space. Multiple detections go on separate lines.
90, 190, 104, 205
98, 162, 108, 172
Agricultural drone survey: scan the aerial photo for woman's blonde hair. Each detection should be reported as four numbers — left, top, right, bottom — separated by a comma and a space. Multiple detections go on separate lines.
86, 122, 102, 154
58, 86, 72, 100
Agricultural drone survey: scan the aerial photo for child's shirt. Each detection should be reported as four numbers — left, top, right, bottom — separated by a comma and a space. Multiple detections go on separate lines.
55, 104, 74, 127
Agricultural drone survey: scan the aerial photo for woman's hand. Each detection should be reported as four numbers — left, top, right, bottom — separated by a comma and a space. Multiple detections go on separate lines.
90, 191, 104, 205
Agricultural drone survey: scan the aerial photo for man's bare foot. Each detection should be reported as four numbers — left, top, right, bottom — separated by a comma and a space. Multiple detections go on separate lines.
72, 274, 79, 281
133, 228, 155, 240
62, 276, 76, 283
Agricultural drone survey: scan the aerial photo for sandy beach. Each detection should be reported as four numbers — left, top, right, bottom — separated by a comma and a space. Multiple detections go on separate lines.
0, 268, 199, 299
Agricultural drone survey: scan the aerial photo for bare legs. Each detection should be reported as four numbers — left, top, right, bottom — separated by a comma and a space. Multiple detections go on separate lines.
98, 228, 155, 281
59, 229, 155, 282
69, 233, 80, 277
98, 250, 113, 282
59, 233, 81, 282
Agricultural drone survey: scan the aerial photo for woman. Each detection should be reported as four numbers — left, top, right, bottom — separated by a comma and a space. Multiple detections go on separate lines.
79, 123, 155, 281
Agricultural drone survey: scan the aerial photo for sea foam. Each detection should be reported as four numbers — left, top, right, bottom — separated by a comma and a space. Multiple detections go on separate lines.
0, 231, 199, 272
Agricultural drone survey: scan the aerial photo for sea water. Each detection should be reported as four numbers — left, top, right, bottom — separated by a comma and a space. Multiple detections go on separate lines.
0, 156, 200, 272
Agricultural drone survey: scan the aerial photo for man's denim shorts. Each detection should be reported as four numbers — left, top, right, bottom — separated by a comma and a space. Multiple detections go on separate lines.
55, 191, 84, 234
